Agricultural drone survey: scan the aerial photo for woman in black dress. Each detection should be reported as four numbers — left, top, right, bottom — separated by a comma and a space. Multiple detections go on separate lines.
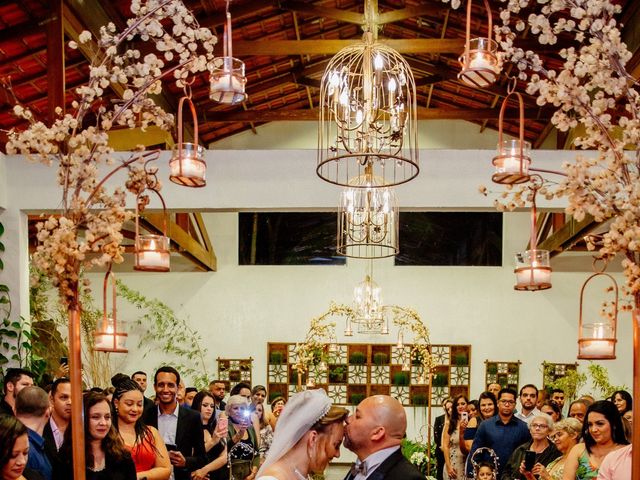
55, 391, 136, 480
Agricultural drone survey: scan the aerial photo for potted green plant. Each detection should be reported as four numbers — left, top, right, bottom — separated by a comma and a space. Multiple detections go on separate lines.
433, 373, 448, 388
350, 393, 366, 405
487, 364, 498, 375
412, 394, 428, 405
454, 353, 468, 366
329, 366, 346, 383
269, 351, 285, 364
349, 351, 366, 365
392, 371, 410, 386
373, 352, 389, 365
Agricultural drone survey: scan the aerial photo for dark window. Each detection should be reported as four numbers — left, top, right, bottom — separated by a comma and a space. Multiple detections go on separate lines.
238, 212, 346, 265
395, 212, 502, 266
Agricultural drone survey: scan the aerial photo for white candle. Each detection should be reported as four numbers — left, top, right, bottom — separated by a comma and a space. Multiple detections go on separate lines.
500, 156, 524, 174
470, 53, 492, 70
138, 250, 169, 269
170, 157, 205, 179
516, 267, 551, 286
211, 73, 244, 103
580, 340, 614, 357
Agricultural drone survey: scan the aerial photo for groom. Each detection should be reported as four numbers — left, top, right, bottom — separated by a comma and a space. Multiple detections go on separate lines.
343, 395, 423, 480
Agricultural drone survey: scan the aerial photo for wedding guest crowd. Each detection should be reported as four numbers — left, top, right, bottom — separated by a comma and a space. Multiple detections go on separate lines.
1, 364, 636, 480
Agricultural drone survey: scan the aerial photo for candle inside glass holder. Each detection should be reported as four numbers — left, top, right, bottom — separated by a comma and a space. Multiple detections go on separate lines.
578, 322, 616, 359
94, 319, 128, 353
210, 57, 247, 104
135, 234, 170, 272
493, 139, 531, 184
170, 143, 206, 187
459, 38, 500, 87
514, 250, 552, 291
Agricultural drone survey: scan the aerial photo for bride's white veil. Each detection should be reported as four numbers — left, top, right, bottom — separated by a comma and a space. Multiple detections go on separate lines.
257, 388, 332, 475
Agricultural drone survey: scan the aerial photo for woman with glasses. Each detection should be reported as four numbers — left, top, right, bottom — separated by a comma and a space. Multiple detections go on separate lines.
562, 400, 629, 480
521, 418, 581, 480
442, 394, 469, 480
502, 414, 560, 480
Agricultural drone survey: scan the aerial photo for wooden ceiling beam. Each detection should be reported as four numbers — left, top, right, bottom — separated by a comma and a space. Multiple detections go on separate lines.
141, 212, 217, 272
378, 5, 444, 25
279, 1, 363, 25
214, 38, 465, 56
46, 0, 65, 123
199, 1, 278, 29
202, 107, 548, 122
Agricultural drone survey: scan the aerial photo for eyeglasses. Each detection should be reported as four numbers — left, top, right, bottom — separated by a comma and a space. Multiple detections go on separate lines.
530, 423, 549, 430
499, 400, 516, 405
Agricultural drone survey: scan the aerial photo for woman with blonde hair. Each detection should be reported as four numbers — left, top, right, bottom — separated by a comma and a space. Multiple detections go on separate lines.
256, 389, 349, 480
523, 417, 581, 480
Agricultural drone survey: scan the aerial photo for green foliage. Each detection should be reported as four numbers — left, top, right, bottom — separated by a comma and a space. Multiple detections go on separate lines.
269, 351, 284, 364
401, 438, 437, 477
329, 365, 346, 382
116, 280, 210, 389
350, 393, 366, 405
453, 353, 468, 366
413, 394, 428, 405
543, 363, 586, 401
587, 363, 628, 399
372, 352, 388, 365
0, 316, 47, 384
432, 373, 448, 387
392, 371, 410, 386
348, 351, 366, 364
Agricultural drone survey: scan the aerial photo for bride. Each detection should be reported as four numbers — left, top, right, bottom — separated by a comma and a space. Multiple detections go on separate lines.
256, 389, 348, 480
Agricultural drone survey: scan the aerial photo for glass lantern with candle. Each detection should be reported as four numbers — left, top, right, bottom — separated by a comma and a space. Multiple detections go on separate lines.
578, 322, 617, 359
94, 318, 128, 353
134, 234, 170, 272
577, 267, 618, 360
514, 249, 552, 291
170, 96, 206, 187
458, 0, 501, 88
493, 139, 531, 184
209, 9, 247, 105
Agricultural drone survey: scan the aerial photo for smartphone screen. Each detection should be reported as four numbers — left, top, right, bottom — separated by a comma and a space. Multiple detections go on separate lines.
524, 450, 536, 471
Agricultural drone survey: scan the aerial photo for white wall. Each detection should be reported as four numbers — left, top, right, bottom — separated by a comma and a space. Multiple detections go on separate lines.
83, 210, 633, 444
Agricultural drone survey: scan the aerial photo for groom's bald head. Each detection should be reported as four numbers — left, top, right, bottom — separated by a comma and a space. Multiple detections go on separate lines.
344, 395, 407, 460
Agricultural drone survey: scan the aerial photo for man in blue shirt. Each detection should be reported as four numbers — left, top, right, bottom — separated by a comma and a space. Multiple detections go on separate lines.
15, 386, 53, 480
468, 387, 531, 477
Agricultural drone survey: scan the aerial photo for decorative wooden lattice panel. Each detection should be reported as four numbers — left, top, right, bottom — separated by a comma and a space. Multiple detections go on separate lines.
266, 343, 471, 406
542, 362, 578, 390
485, 360, 521, 391
217, 358, 253, 390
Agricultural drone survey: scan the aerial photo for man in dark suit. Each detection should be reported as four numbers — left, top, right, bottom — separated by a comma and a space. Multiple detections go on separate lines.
142, 366, 206, 480
343, 395, 423, 480
132, 370, 155, 411
433, 398, 453, 480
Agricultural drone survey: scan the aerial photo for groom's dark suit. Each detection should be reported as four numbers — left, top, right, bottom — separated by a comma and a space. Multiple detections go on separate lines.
143, 403, 206, 480
344, 449, 424, 480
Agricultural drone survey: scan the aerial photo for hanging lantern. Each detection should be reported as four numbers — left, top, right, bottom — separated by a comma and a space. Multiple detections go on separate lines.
514, 182, 551, 291
492, 91, 531, 185
396, 330, 404, 349
345, 316, 354, 336
318, 28, 418, 187
210, 4, 246, 105
578, 267, 618, 360
337, 167, 399, 259
134, 191, 170, 272
170, 94, 206, 187
458, 0, 501, 88
94, 269, 127, 353
353, 274, 387, 334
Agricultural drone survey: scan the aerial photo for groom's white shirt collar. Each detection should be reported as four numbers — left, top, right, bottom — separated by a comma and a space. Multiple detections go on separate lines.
355, 445, 400, 479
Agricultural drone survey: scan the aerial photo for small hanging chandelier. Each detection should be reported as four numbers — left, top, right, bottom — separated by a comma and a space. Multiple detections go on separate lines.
514, 179, 551, 291
352, 262, 389, 335
337, 165, 399, 259
577, 259, 618, 360
209, 0, 247, 105
458, 0, 501, 88
170, 89, 206, 187
94, 267, 128, 353
317, 0, 418, 187
492, 88, 531, 185
134, 190, 170, 272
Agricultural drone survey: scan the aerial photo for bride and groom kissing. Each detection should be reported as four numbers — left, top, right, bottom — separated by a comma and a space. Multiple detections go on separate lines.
256, 389, 424, 480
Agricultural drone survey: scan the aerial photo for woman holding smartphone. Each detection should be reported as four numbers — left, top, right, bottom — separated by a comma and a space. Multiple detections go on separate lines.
441, 394, 468, 480
190, 391, 228, 480
502, 414, 560, 480
227, 395, 260, 480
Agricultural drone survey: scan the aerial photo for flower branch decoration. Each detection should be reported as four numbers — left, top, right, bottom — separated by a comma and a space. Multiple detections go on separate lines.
5, 0, 217, 308
295, 302, 434, 380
